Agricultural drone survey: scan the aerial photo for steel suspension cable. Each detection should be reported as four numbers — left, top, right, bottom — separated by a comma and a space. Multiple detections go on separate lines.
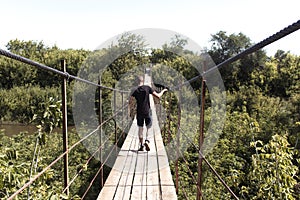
8, 104, 128, 199
179, 179, 190, 200
61, 99, 131, 194
0, 48, 129, 93
178, 150, 203, 197
172, 19, 300, 90
180, 130, 239, 200
80, 122, 128, 199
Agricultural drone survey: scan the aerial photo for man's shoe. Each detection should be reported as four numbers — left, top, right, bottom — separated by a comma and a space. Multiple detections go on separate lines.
138, 145, 144, 151
144, 142, 150, 151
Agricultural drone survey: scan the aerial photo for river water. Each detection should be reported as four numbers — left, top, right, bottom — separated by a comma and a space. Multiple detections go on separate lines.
0, 124, 75, 136
0, 123, 38, 136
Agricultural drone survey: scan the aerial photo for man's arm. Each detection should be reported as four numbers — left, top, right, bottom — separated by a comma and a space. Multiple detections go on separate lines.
128, 96, 135, 119
152, 88, 168, 99
129, 96, 134, 105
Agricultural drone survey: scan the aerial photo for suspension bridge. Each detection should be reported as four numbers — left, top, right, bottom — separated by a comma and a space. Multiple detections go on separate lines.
97, 74, 177, 199
0, 19, 299, 200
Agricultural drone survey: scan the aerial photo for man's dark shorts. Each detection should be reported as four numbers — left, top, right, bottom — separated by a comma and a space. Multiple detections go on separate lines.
137, 113, 152, 128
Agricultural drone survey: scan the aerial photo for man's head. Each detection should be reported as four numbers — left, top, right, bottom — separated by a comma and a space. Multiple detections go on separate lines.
136, 75, 144, 85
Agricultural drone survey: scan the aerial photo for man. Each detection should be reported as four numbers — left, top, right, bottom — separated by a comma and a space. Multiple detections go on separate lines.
129, 75, 168, 151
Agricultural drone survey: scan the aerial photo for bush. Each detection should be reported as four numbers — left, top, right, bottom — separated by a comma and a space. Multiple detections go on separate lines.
0, 85, 60, 123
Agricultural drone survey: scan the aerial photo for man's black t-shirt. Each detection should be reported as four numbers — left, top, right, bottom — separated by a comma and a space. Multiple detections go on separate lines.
131, 85, 153, 116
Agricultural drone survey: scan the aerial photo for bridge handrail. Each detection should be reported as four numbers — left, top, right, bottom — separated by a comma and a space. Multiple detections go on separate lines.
7, 103, 128, 200
2, 18, 299, 199
171, 19, 300, 91
0, 48, 130, 93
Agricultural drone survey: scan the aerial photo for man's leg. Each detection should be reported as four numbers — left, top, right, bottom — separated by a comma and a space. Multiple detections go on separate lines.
144, 114, 152, 151
137, 114, 144, 151
138, 126, 144, 150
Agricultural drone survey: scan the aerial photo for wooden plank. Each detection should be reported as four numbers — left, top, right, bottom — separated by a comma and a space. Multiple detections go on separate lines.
146, 127, 162, 200
98, 74, 177, 199
130, 128, 148, 200
159, 167, 177, 199
97, 121, 138, 200
118, 121, 138, 155
130, 153, 147, 200
113, 136, 139, 199
143, 93, 162, 199
96, 156, 125, 199
151, 98, 177, 200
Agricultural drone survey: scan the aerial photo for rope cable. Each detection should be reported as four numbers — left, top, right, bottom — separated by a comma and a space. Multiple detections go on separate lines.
80, 123, 128, 199
7, 104, 128, 199
178, 150, 203, 197
179, 179, 190, 200
171, 19, 300, 90
0, 48, 130, 93
180, 129, 239, 200
3, 19, 300, 199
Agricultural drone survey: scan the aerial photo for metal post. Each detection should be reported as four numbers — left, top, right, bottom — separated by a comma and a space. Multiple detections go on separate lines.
61, 59, 69, 196
168, 92, 171, 144
197, 76, 206, 200
161, 90, 165, 140
121, 92, 125, 140
159, 88, 162, 129
98, 78, 103, 188
175, 83, 182, 194
114, 90, 117, 153
127, 93, 129, 122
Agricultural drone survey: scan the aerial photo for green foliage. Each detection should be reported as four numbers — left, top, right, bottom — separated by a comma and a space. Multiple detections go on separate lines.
1, 39, 89, 89
0, 86, 60, 123
251, 51, 300, 98
0, 132, 30, 198
0, 30, 300, 199
32, 96, 62, 134
209, 31, 267, 91
248, 134, 298, 199
162, 32, 299, 199
0, 129, 104, 199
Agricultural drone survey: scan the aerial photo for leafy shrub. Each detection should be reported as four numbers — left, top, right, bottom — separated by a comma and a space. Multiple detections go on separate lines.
0, 86, 60, 123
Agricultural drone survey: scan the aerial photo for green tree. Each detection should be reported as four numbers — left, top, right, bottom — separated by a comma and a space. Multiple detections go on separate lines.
150, 35, 201, 90
270, 51, 300, 98
208, 31, 267, 91
250, 51, 300, 98
0, 39, 89, 89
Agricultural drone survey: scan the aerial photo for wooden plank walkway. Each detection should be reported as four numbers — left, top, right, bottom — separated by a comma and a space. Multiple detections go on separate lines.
97, 78, 177, 200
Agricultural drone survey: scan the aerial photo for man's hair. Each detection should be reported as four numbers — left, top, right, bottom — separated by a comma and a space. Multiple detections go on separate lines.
136, 75, 144, 85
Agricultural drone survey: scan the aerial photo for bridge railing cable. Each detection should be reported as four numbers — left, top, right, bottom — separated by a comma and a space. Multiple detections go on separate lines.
162, 110, 238, 199
178, 149, 203, 198
0, 48, 129, 93
7, 102, 129, 199
179, 179, 190, 200
180, 130, 239, 200
80, 118, 129, 199
160, 20, 300, 199
161, 83, 239, 199
61, 109, 130, 194
0, 50, 132, 199
171, 19, 300, 91
2, 18, 299, 200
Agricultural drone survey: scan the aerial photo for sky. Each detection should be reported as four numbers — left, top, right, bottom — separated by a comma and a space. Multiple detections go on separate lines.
1, 0, 299, 56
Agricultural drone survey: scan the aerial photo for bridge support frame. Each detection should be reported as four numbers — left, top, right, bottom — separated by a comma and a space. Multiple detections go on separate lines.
197, 77, 206, 200
61, 60, 69, 196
